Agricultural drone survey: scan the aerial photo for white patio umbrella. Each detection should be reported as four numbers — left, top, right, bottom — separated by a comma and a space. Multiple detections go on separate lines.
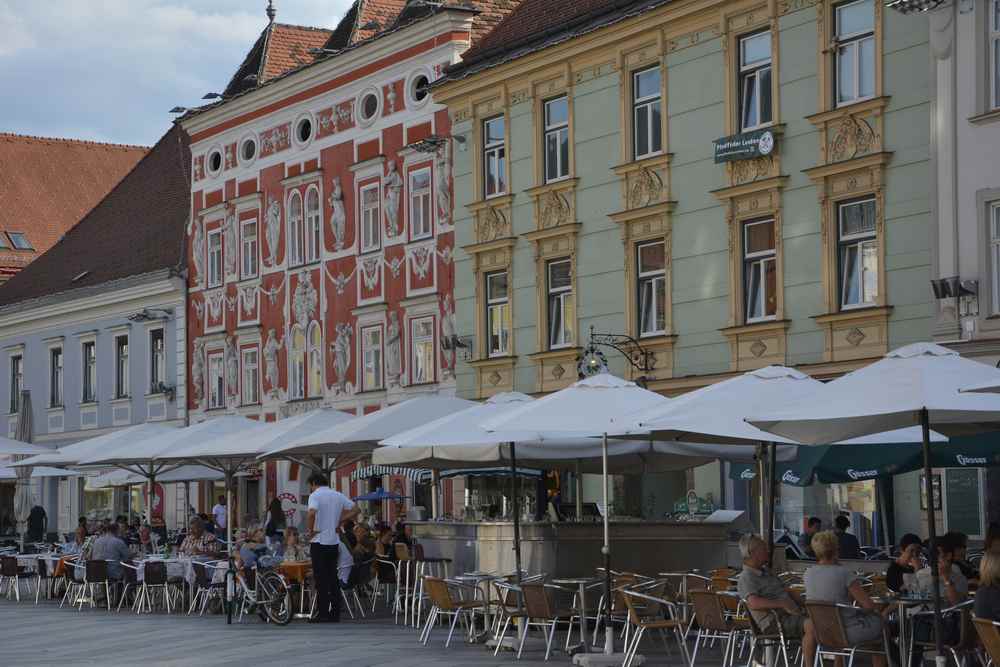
0, 466, 83, 480
749, 342, 1000, 664
13, 390, 36, 551
0, 438, 51, 457
13, 422, 175, 468
249, 408, 357, 474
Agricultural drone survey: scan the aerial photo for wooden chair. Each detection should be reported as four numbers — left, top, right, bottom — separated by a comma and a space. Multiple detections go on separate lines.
418, 576, 485, 648
974, 617, 1000, 666
621, 586, 690, 667
805, 600, 886, 667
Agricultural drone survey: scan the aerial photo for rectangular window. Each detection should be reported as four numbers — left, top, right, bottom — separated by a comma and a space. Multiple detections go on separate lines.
9, 355, 22, 414
361, 184, 381, 252
992, 0, 1000, 110
543, 96, 570, 183
838, 198, 878, 309
241, 219, 258, 279
208, 352, 224, 409
483, 116, 506, 198
989, 202, 1000, 314
361, 325, 383, 391
410, 317, 435, 385
242, 347, 259, 406
486, 271, 511, 357
82, 341, 96, 403
637, 242, 667, 336
834, 0, 875, 106
409, 168, 432, 240
114, 335, 129, 399
207, 229, 223, 287
305, 189, 321, 263
546, 258, 574, 349
633, 67, 663, 159
7, 232, 32, 250
49, 348, 63, 408
739, 31, 773, 131
743, 219, 777, 323
149, 329, 165, 393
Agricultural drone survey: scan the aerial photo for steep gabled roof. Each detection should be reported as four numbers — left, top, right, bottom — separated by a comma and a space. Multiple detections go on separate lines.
224, 22, 333, 97
323, 0, 408, 50
0, 134, 146, 275
0, 126, 191, 308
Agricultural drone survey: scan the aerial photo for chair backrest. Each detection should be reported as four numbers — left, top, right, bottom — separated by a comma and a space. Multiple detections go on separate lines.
611, 573, 637, 611
974, 618, 1000, 661
36, 557, 48, 578
121, 562, 137, 585
422, 577, 455, 611
144, 560, 167, 586
192, 562, 210, 588
376, 558, 396, 584
521, 583, 554, 619
413, 543, 425, 560
85, 559, 108, 583
691, 591, 730, 632
0, 556, 16, 577
395, 543, 411, 561
805, 601, 851, 649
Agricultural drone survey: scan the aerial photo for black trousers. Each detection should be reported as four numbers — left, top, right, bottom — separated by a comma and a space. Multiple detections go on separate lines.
310, 542, 341, 619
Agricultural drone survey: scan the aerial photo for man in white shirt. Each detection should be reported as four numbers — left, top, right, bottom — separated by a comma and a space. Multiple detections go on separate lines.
306, 472, 358, 622
211, 495, 227, 533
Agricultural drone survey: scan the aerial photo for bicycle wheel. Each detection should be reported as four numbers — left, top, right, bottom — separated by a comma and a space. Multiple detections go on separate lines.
257, 571, 291, 625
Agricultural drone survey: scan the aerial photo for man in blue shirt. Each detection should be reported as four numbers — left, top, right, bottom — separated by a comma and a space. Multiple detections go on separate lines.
90, 523, 130, 579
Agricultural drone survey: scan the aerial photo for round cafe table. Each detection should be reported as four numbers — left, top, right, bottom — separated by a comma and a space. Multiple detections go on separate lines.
552, 577, 600, 654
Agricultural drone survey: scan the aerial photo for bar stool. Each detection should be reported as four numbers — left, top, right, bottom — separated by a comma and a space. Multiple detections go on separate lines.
411, 546, 452, 628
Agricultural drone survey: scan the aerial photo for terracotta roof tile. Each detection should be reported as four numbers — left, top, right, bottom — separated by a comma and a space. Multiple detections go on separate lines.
0, 126, 190, 307
261, 24, 334, 82
0, 134, 146, 277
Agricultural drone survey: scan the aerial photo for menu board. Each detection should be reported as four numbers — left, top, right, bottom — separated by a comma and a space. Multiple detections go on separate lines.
945, 468, 982, 537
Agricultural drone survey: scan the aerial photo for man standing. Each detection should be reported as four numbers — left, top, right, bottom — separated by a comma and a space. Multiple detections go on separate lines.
798, 517, 821, 558
306, 472, 358, 623
212, 495, 228, 535
834, 515, 862, 560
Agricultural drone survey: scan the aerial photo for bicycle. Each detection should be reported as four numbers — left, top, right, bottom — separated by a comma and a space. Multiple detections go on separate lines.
235, 559, 291, 625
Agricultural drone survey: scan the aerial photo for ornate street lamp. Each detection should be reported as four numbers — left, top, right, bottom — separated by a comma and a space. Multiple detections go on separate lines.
577, 326, 656, 387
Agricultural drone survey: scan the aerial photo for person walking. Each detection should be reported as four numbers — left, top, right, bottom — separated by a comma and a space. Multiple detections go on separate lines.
305, 472, 358, 623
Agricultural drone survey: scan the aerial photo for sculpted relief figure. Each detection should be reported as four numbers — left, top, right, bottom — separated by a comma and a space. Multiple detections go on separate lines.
384, 161, 403, 238
192, 221, 205, 285
386, 311, 402, 387
440, 294, 457, 378
225, 335, 239, 398
332, 323, 352, 394
224, 212, 238, 276
191, 340, 205, 406
265, 197, 281, 266
263, 328, 284, 392
435, 143, 451, 225
328, 176, 347, 251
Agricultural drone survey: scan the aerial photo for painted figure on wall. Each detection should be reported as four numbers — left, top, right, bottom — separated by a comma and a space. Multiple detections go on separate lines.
435, 143, 451, 226
263, 328, 284, 392
386, 311, 402, 387
328, 176, 347, 251
192, 221, 205, 285
265, 197, 281, 266
191, 339, 205, 406
332, 323, 352, 394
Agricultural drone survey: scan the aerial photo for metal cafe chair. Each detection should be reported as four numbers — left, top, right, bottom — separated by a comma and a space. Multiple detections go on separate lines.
81, 559, 114, 612
117, 562, 140, 612
59, 559, 85, 608
136, 560, 177, 614
418, 576, 486, 648
0, 555, 37, 602
189, 561, 225, 616
973, 616, 1000, 666
372, 557, 398, 615
910, 599, 977, 667
517, 583, 577, 661
620, 586, 690, 667
688, 590, 749, 667
743, 606, 800, 667
805, 600, 887, 667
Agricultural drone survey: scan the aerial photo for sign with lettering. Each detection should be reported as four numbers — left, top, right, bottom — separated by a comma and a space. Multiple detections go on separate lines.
714, 129, 776, 163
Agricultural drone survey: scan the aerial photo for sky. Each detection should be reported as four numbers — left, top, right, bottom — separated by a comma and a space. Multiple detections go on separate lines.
0, 1, 353, 146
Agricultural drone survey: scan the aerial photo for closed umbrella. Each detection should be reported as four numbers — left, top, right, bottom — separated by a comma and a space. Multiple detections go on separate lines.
13, 390, 35, 551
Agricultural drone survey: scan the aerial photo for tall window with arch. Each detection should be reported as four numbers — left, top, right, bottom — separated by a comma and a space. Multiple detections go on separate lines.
307, 321, 323, 397
287, 191, 305, 266
289, 325, 306, 399
305, 187, 321, 262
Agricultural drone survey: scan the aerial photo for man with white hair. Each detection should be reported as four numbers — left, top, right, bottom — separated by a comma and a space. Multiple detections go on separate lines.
736, 533, 815, 659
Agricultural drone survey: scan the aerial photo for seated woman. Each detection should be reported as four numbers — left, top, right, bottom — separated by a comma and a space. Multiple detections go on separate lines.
280, 527, 309, 562
352, 524, 375, 558
375, 526, 394, 559
975, 551, 1000, 621
805, 530, 887, 667
237, 528, 268, 572
886, 533, 923, 593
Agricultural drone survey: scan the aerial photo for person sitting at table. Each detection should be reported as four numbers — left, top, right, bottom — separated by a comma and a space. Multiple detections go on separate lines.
916, 533, 969, 605
805, 530, 887, 667
799, 517, 822, 559
834, 515, 863, 560
737, 534, 816, 664
178, 516, 219, 558
375, 526, 394, 559
77, 516, 89, 536
945, 531, 978, 581
64, 527, 86, 554
91, 523, 130, 580
886, 533, 923, 593
352, 524, 375, 558
976, 551, 1000, 621
280, 526, 309, 562
238, 528, 267, 573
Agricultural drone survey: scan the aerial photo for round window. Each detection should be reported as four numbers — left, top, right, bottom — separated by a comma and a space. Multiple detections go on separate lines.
412, 75, 429, 102
241, 138, 256, 162
208, 150, 223, 174
362, 93, 379, 120
296, 117, 313, 144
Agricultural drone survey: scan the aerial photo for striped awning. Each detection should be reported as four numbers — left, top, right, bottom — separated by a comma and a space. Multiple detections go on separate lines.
350, 464, 431, 483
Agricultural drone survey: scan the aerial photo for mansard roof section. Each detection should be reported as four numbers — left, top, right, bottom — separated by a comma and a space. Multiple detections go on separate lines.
0, 126, 191, 309
224, 22, 334, 97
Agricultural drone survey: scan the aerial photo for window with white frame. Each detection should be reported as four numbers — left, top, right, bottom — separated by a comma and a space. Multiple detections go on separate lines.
483, 116, 506, 198
81, 341, 96, 403
305, 187, 321, 262
547, 258, 574, 349
361, 325, 383, 391
241, 219, 258, 279
361, 184, 381, 252
743, 219, 777, 322
207, 229, 223, 287
114, 334, 129, 399
409, 168, 432, 240
543, 96, 570, 183
288, 191, 304, 266
837, 197, 878, 309
637, 241, 667, 336
307, 322, 323, 398
989, 202, 1000, 314
739, 31, 772, 131
49, 347, 63, 408
208, 351, 224, 409
991, 0, 1000, 110
485, 271, 510, 357
410, 316, 435, 384
149, 328, 165, 393
633, 67, 662, 159
834, 0, 875, 106
241, 347, 259, 405
289, 326, 306, 400
9, 354, 22, 413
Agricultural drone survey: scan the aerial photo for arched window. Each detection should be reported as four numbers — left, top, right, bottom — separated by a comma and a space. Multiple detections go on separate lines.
287, 191, 304, 266
305, 187, 321, 262
307, 321, 323, 397
289, 325, 306, 399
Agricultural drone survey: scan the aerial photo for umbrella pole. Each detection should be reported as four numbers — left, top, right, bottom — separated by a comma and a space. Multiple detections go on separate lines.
920, 408, 945, 665
575, 460, 583, 521
510, 442, 522, 584
767, 442, 777, 564
602, 432, 613, 655
225, 467, 235, 626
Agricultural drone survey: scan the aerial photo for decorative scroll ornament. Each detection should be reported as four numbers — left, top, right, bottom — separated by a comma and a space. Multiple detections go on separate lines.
331, 322, 353, 394
540, 190, 571, 228
328, 177, 347, 251
239, 285, 257, 316
476, 206, 509, 242
830, 115, 878, 162
732, 155, 774, 185
410, 245, 433, 280
260, 281, 284, 306
387, 255, 404, 278
336, 104, 352, 124
360, 255, 381, 291
627, 167, 663, 209
292, 273, 318, 327
265, 197, 281, 266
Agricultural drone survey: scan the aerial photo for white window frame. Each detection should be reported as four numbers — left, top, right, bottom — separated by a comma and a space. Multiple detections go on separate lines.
989, 202, 1000, 315
632, 67, 663, 159
410, 316, 436, 385
287, 190, 305, 267
738, 31, 773, 132
49, 347, 63, 408
485, 271, 510, 358
240, 218, 258, 279
289, 325, 306, 400
148, 328, 165, 394
360, 183, 381, 253
991, 0, 1000, 111
483, 116, 506, 198
9, 354, 22, 414
305, 186, 322, 263
636, 241, 667, 336
114, 334, 129, 399
409, 167, 433, 240
207, 228, 223, 288
742, 219, 777, 323
547, 258, 574, 349
834, 0, 876, 107
837, 197, 878, 310
543, 96, 570, 183
361, 325, 384, 392
307, 321, 323, 398
81, 341, 97, 404
207, 350, 225, 409
241, 346, 259, 406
